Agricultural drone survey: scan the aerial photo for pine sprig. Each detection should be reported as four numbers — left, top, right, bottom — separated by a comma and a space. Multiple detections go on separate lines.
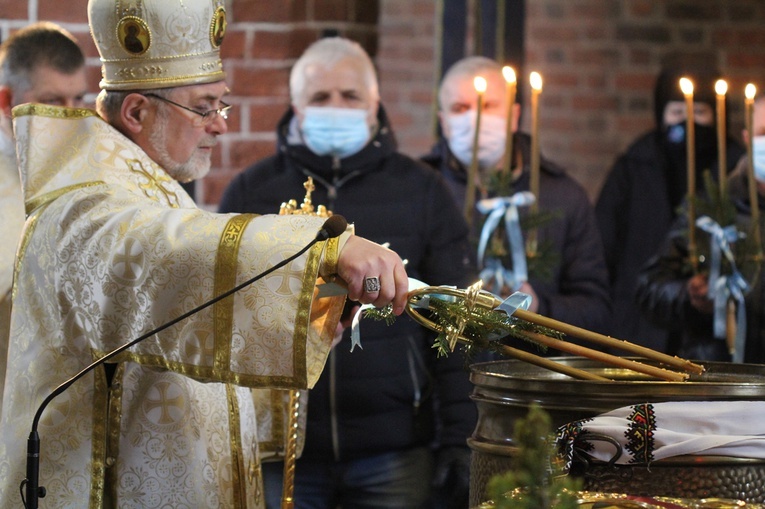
487, 403, 581, 509
689, 170, 762, 285
425, 295, 563, 357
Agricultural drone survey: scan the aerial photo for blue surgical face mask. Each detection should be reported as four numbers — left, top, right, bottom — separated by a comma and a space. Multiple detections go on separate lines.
445, 110, 507, 170
753, 135, 765, 183
300, 106, 372, 159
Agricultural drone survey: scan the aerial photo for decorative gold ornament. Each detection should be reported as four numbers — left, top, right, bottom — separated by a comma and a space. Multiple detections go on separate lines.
117, 16, 151, 56
210, 6, 227, 48
279, 177, 332, 217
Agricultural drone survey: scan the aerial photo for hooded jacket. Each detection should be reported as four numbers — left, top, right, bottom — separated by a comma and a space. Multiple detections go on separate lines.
219, 106, 476, 460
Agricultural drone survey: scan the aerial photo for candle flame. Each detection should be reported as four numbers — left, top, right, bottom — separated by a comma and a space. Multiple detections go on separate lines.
474, 76, 487, 93
679, 77, 694, 96
746, 83, 757, 100
530, 72, 543, 92
502, 66, 516, 84
715, 79, 728, 96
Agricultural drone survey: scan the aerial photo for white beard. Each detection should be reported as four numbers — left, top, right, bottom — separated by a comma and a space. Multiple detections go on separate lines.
148, 107, 213, 183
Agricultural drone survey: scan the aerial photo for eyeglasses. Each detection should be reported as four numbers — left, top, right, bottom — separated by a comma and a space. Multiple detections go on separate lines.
144, 93, 231, 126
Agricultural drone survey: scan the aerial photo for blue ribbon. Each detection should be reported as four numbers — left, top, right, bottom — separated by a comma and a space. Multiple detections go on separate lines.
696, 216, 750, 363
476, 192, 535, 292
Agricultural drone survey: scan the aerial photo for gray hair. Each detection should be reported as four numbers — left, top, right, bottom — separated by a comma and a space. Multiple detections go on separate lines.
289, 37, 379, 107
0, 21, 85, 95
438, 56, 504, 111
96, 87, 171, 123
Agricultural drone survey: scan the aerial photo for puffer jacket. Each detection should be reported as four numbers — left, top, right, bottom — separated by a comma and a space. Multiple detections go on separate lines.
636, 157, 765, 363
219, 106, 476, 460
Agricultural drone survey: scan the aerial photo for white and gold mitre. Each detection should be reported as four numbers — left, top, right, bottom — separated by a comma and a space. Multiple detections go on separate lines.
88, 0, 227, 90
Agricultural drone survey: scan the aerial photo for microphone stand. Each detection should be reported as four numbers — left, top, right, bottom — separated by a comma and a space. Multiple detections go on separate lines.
22, 217, 345, 508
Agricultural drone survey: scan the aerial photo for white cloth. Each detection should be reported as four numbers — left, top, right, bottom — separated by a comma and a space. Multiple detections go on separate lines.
0, 105, 347, 508
556, 401, 765, 469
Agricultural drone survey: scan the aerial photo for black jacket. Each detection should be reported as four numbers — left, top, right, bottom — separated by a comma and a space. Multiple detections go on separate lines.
219, 106, 475, 460
636, 157, 765, 363
596, 130, 745, 353
421, 134, 610, 335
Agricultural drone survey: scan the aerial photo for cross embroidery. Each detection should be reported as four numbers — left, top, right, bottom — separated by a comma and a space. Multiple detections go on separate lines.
143, 381, 186, 425
127, 159, 179, 207
113, 237, 144, 280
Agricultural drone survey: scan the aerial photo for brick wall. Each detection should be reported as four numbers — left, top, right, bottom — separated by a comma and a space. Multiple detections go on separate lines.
3, 0, 765, 205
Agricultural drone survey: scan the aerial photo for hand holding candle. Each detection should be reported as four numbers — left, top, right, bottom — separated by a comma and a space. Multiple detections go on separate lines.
464, 76, 487, 224
501, 66, 517, 176
528, 71, 543, 256
715, 79, 728, 194
680, 77, 697, 271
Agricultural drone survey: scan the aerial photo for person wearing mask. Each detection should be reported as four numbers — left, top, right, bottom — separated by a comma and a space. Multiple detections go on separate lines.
0, 2, 408, 507
219, 36, 475, 509
596, 67, 745, 353
421, 56, 610, 337
0, 22, 88, 411
636, 94, 765, 363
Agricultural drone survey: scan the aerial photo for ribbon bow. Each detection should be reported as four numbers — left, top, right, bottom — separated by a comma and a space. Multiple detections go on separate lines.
476, 192, 536, 293
696, 216, 749, 362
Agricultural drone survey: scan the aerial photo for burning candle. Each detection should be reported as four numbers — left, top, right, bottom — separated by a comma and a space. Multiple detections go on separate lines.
745, 83, 761, 248
528, 71, 543, 255
715, 79, 728, 194
680, 77, 697, 270
501, 66, 517, 176
464, 76, 487, 224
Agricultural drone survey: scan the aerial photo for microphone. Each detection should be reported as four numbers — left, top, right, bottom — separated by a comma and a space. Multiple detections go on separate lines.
317, 214, 347, 241
22, 215, 347, 509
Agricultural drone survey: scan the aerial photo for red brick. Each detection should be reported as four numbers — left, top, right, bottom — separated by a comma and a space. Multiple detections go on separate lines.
251, 28, 320, 60
38, 0, 88, 22
231, 0, 308, 23
0, 2, 29, 19
229, 67, 290, 97
228, 139, 277, 171
249, 102, 290, 132
571, 95, 619, 110
615, 72, 657, 90
221, 30, 247, 60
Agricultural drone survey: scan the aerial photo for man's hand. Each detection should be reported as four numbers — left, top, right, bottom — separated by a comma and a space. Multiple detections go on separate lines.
687, 273, 713, 314
336, 235, 408, 315
517, 281, 540, 313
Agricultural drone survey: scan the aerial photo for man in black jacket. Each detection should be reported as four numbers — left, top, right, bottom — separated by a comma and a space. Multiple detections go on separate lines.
636, 95, 765, 363
596, 67, 745, 353
422, 56, 610, 337
219, 37, 475, 509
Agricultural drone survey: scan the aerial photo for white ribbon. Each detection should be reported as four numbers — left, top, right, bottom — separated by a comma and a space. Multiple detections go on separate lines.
696, 216, 749, 362
476, 192, 535, 292
349, 278, 430, 352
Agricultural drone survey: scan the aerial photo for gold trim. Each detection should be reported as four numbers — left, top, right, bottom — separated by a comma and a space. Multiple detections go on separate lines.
25, 181, 105, 216
89, 356, 110, 508
292, 242, 325, 386
210, 6, 227, 48
12, 200, 47, 301
12, 103, 98, 120
227, 384, 246, 509
105, 363, 124, 506
213, 214, 255, 373
323, 237, 340, 276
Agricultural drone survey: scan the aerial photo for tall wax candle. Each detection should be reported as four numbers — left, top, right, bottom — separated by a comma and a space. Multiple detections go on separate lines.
464, 76, 487, 225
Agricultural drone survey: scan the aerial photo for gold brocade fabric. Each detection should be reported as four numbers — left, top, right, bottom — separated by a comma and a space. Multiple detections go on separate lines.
0, 105, 346, 508
0, 134, 24, 412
